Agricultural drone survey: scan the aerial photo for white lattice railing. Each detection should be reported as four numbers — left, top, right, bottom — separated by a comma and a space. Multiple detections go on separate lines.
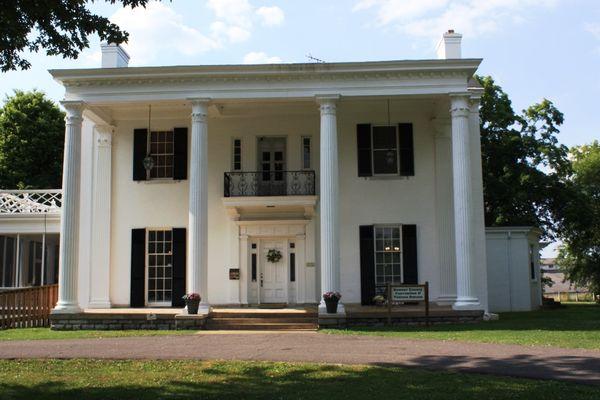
0, 190, 62, 214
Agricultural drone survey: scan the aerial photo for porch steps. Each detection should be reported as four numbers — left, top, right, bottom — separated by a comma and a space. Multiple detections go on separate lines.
207, 310, 318, 331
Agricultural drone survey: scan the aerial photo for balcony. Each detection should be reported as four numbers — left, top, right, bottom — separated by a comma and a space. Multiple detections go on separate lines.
0, 190, 62, 214
224, 171, 315, 197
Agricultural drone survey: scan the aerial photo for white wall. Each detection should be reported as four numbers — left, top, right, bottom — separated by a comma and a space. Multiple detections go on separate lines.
97, 97, 485, 307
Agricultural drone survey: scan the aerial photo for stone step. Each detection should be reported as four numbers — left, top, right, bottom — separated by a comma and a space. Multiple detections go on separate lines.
207, 321, 317, 331
210, 312, 317, 320
209, 317, 316, 324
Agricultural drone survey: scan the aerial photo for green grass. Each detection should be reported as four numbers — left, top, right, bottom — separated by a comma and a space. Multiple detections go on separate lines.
323, 303, 600, 349
0, 359, 597, 400
0, 328, 194, 341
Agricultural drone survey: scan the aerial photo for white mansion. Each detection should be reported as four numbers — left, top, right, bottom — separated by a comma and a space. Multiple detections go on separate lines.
38, 31, 508, 316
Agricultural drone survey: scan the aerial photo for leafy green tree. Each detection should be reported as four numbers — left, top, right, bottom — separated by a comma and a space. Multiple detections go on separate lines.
0, 0, 152, 71
557, 142, 600, 297
477, 75, 571, 239
0, 90, 65, 189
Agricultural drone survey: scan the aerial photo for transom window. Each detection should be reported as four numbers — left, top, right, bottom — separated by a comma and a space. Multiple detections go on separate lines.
149, 131, 174, 179
147, 229, 173, 304
372, 126, 399, 175
374, 226, 403, 287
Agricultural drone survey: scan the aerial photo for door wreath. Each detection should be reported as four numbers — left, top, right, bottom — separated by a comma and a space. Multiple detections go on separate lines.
266, 249, 283, 263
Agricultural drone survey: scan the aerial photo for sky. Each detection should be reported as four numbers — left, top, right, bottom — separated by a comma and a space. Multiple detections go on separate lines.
1, 0, 599, 256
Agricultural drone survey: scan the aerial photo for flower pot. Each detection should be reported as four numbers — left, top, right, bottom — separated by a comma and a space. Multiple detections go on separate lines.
186, 299, 200, 315
325, 298, 339, 314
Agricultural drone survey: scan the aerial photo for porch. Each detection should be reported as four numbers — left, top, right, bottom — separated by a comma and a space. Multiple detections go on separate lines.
49, 304, 483, 330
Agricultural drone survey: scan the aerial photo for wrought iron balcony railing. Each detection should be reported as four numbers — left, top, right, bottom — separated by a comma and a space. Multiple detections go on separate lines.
0, 190, 62, 214
224, 171, 315, 197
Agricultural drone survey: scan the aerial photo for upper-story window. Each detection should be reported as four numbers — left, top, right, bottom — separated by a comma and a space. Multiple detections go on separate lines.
149, 130, 174, 179
372, 126, 399, 175
302, 136, 311, 170
232, 138, 242, 171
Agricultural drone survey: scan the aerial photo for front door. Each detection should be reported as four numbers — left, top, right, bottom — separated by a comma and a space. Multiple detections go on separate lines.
260, 239, 287, 303
257, 136, 286, 195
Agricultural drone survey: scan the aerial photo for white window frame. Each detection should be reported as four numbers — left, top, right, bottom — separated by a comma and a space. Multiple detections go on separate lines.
373, 224, 403, 289
232, 137, 242, 172
147, 130, 175, 180
146, 228, 174, 307
371, 125, 400, 176
301, 136, 312, 170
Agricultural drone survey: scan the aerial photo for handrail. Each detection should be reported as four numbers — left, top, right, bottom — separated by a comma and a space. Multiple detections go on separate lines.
0, 190, 62, 214
224, 170, 316, 197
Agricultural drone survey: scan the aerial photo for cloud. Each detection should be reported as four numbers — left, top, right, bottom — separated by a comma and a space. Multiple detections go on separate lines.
111, 2, 219, 64
585, 22, 600, 54
109, 0, 286, 65
256, 6, 285, 26
353, 0, 559, 39
243, 51, 283, 64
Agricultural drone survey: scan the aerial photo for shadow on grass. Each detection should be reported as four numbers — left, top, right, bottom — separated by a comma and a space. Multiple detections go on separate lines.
1, 360, 599, 400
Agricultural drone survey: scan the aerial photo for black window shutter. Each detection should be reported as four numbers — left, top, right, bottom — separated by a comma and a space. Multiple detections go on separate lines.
359, 225, 375, 305
398, 123, 415, 176
402, 224, 418, 284
130, 228, 146, 307
172, 228, 187, 307
133, 129, 148, 181
173, 127, 188, 180
357, 124, 372, 177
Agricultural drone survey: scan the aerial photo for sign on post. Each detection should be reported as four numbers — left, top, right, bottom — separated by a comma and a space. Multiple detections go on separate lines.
385, 282, 430, 326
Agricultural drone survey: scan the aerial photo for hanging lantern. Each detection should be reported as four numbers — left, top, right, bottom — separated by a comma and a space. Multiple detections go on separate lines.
143, 155, 155, 171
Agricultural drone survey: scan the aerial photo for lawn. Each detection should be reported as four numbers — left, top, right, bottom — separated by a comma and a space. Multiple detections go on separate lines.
0, 328, 193, 341
323, 303, 600, 349
0, 359, 598, 400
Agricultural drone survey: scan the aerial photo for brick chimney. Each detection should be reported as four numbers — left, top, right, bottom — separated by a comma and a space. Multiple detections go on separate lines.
436, 30, 462, 59
100, 43, 130, 68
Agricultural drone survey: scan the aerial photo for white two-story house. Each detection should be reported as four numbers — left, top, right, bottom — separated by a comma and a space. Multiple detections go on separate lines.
48, 31, 488, 317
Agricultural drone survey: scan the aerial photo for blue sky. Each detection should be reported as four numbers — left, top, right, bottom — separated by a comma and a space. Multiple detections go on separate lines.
1, 0, 598, 256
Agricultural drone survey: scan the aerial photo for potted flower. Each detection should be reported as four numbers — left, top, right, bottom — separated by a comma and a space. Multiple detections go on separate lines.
373, 295, 386, 306
183, 293, 201, 314
323, 291, 342, 314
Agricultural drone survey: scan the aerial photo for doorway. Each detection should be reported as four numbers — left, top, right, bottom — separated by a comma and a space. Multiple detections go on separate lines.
257, 136, 286, 196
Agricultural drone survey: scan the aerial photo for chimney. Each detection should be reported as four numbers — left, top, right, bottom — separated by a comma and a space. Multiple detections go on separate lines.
100, 43, 130, 68
436, 30, 462, 59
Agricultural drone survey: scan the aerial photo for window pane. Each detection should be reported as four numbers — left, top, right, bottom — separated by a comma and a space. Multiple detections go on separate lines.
373, 150, 398, 174
372, 126, 397, 148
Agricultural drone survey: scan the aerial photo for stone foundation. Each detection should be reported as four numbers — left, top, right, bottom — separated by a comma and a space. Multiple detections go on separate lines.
319, 309, 483, 328
50, 312, 207, 330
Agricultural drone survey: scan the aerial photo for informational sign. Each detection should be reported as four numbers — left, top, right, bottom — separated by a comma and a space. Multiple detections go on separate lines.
229, 268, 240, 280
391, 286, 425, 302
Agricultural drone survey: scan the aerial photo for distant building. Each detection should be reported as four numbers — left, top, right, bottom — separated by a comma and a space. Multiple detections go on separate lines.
541, 258, 591, 301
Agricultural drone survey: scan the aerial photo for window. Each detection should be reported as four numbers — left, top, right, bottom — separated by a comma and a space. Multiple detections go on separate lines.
374, 226, 402, 287
149, 131, 174, 179
147, 229, 173, 304
529, 245, 536, 281
302, 136, 311, 169
372, 126, 399, 175
289, 242, 296, 282
251, 243, 258, 282
232, 138, 242, 171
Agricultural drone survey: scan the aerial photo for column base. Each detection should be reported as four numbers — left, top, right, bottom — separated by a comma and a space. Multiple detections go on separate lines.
87, 300, 112, 309
52, 301, 82, 314
452, 297, 481, 310
436, 295, 457, 306
318, 300, 346, 316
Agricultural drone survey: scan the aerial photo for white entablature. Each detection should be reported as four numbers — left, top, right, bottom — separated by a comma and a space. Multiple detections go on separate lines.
50, 59, 481, 104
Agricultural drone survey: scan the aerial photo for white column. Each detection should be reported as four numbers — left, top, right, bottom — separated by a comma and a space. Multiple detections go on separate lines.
188, 98, 210, 313
88, 124, 113, 308
469, 92, 489, 311
450, 94, 480, 310
433, 118, 456, 305
53, 101, 85, 313
317, 95, 344, 315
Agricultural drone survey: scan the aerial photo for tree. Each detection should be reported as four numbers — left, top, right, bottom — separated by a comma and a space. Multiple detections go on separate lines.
0, 0, 152, 72
478, 75, 571, 239
557, 142, 600, 297
0, 90, 65, 189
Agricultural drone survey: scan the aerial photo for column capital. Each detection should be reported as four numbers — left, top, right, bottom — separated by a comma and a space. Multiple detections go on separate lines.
449, 93, 470, 118
189, 98, 210, 123
61, 100, 85, 123
95, 124, 114, 147
469, 96, 481, 114
316, 95, 340, 115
